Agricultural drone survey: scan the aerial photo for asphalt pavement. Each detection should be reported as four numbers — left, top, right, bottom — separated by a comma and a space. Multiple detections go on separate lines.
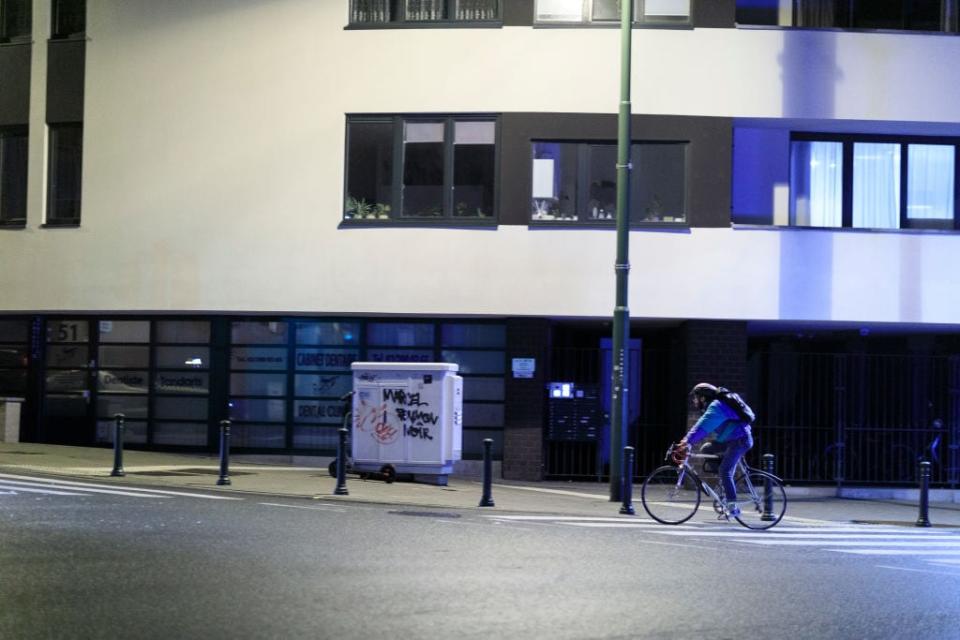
2, 442, 959, 528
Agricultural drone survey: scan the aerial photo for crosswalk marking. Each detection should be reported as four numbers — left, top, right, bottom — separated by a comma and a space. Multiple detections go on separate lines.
482, 514, 960, 572
0, 483, 85, 496
0, 473, 243, 501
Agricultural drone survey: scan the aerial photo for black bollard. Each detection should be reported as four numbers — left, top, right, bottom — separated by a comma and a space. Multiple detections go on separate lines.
479, 438, 495, 507
761, 453, 775, 521
916, 460, 932, 527
334, 427, 349, 496
217, 420, 231, 486
110, 413, 125, 477
619, 446, 635, 515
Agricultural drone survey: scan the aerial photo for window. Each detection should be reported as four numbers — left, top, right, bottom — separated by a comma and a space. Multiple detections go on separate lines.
0, 0, 31, 42
790, 135, 958, 231
530, 140, 687, 224
51, 0, 84, 39
535, 0, 691, 25
46, 123, 82, 226
344, 116, 497, 223
350, 0, 500, 25
0, 127, 28, 226
791, 0, 949, 31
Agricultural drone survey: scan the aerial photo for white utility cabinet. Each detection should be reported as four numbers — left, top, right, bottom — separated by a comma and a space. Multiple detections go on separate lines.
350, 362, 463, 485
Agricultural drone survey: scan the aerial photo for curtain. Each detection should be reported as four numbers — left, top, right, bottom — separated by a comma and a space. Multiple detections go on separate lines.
791, 141, 842, 227
907, 144, 954, 221
794, 0, 840, 27
853, 142, 900, 229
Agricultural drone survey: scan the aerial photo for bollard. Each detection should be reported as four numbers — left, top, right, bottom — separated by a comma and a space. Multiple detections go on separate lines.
619, 446, 635, 515
761, 453, 775, 521
110, 413, 126, 477
217, 420, 231, 486
916, 460, 932, 527
334, 427, 349, 496
479, 438, 495, 507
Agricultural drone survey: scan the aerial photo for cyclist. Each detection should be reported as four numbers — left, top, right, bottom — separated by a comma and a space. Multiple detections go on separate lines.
674, 382, 753, 518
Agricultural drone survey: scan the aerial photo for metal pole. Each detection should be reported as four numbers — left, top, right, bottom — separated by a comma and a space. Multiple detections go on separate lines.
916, 460, 932, 527
334, 427, 349, 496
609, 0, 634, 502
619, 446, 635, 515
110, 413, 125, 477
479, 438, 495, 507
762, 453, 775, 521
217, 419, 231, 486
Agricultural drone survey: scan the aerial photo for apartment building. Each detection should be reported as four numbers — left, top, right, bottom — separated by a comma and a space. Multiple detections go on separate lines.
1, 0, 959, 486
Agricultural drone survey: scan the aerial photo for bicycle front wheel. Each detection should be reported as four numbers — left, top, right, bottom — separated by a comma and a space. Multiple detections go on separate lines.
733, 471, 787, 530
641, 466, 701, 525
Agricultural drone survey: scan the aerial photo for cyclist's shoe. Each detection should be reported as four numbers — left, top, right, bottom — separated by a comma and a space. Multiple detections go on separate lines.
727, 502, 741, 518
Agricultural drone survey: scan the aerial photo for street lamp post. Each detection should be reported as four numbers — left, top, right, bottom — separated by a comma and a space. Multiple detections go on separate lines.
609, 0, 633, 502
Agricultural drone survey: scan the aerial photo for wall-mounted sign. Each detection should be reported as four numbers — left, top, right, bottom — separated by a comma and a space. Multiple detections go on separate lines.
512, 358, 536, 379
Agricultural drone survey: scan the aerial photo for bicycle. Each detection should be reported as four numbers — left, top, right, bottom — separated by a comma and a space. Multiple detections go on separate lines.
641, 444, 787, 530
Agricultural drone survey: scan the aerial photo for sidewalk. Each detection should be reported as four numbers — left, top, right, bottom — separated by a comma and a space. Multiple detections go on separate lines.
2, 442, 959, 527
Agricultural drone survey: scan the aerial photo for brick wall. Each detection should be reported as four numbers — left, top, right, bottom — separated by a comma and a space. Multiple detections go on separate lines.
684, 320, 748, 427
502, 318, 550, 480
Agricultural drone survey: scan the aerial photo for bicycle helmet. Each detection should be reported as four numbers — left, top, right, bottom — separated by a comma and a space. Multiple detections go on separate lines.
689, 382, 718, 402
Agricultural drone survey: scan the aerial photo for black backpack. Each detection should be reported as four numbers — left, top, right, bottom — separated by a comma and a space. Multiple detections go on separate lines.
715, 387, 756, 425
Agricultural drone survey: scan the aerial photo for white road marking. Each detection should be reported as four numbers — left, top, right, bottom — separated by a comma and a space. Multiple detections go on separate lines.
875, 564, 960, 577
259, 502, 345, 512
0, 484, 85, 496
0, 473, 242, 500
0, 478, 167, 499
742, 539, 960, 547
828, 549, 960, 556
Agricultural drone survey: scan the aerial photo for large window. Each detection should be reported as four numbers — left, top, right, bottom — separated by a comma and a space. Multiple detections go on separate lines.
535, 0, 691, 25
51, 0, 84, 39
345, 116, 497, 223
790, 135, 957, 231
0, 0, 31, 42
0, 319, 28, 397
739, 0, 956, 32
530, 140, 687, 224
350, 0, 500, 25
46, 123, 82, 226
0, 127, 28, 226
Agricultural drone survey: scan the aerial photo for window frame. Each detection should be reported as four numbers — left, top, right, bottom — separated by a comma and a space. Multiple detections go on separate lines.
45, 122, 83, 228
534, 0, 693, 28
50, 0, 85, 40
789, 132, 960, 232
0, 0, 32, 43
528, 138, 690, 228
343, 114, 500, 227
347, 0, 503, 28
0, 125, 28, 227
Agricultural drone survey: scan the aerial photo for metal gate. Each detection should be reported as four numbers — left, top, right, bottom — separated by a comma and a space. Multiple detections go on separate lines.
753, 352, 960, 488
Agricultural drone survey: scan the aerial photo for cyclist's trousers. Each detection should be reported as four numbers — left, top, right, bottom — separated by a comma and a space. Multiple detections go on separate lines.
720, 433, 754, 503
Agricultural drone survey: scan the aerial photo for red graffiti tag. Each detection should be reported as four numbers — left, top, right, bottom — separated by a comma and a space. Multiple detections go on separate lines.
373, 421, 399, 445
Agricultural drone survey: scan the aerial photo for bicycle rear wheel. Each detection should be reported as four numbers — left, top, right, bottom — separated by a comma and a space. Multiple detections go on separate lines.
733, 470, 787, 530
641, 465, 701, 525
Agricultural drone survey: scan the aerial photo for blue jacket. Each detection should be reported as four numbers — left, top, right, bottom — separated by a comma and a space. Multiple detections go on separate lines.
684, 399, 752, 446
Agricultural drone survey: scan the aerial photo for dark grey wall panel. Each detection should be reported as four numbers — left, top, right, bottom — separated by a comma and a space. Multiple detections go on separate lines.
46, 39, 85, 123
503, 0, 533, 26
0, 44, 32, 126
498, 112, 733, 227
694, 0, 736, 28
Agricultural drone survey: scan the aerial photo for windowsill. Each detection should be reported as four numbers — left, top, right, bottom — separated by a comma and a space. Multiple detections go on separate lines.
0, 220, 26, 229
339, 218, 498, 229
41, 220, 81, 228
734, 23, 959, 37
732, 222, 960, 235
345, 21, 502, 30
533, 20, 692, 29
529, 220, 689, 230
0, 37, 33, 46
49, 33, 86, 41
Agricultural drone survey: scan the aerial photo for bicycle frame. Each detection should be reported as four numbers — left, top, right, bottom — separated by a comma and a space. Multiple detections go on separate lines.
678, 451, 783, 514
